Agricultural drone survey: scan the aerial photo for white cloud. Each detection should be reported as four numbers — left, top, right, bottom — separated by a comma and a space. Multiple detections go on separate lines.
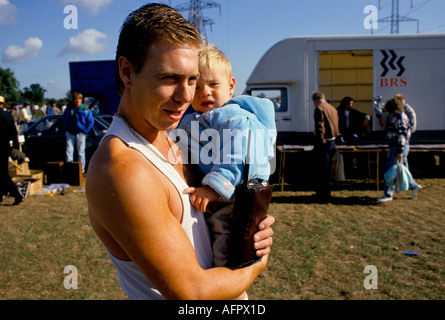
2, 37, 43, 63
0, 0, 18, 24
59, 0, 112, 15
58, 28, 107, 56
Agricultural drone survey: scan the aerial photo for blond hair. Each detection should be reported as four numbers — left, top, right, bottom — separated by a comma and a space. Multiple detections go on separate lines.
395, 93, 406, 104
73, 92, 83, 100
197, 43, 232, 80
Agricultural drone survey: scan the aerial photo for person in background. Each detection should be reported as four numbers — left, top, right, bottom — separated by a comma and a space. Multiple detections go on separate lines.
19, 102, 31, 132
375, 94, 416, 133
8, 102, 20, 131
46, 103, 55, 116
336, 96, 370, 145
312, 91, 340, 202
0, 98, 23, 205
62, 92, 95, 173
375, 94, 417, 169
377, 97, 421, 202
0, 96, 5, 110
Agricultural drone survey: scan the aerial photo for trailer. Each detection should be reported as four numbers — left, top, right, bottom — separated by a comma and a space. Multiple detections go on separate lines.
243, 34, 445, 145
69, 60, 120, 115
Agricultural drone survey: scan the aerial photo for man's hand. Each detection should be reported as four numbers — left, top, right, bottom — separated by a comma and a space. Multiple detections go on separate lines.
253, 215, 275, 257
183, 186, 220, 212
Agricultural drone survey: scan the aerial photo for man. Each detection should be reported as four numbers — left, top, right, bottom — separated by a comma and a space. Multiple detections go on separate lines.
8, 102, 20, 130
312, 91, 340, 202
336, 96, 370, 145
85, 3, 274, 300
19, 102, 31, 132
0, 98, 23, 205
62, 92, 94, 173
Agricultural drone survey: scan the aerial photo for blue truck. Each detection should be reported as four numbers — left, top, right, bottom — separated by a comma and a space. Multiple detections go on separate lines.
69, 60, 120, 115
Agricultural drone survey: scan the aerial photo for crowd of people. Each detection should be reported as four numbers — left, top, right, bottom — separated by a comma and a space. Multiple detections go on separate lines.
1, 99, 64, 134
0, 92, 94, 204
311, 91, 420, 203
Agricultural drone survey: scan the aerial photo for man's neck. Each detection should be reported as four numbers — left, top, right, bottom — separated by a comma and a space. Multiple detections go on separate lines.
318, 100, 326, 106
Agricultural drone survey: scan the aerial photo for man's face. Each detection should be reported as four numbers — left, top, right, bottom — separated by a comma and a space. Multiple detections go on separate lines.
345, 100, 354, 110
74, 97, 82, 108
129, 42, 200, 132
191, 63, 235, 114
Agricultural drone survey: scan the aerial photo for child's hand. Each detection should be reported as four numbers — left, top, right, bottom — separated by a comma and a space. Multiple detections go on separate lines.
183, 186, 220, 212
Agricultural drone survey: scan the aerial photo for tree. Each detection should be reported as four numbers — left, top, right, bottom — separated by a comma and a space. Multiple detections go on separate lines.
0, 67, 21, 102
22, 83, 46, 105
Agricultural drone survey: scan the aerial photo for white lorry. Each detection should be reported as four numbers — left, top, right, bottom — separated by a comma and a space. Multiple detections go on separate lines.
243, 34, 445, 145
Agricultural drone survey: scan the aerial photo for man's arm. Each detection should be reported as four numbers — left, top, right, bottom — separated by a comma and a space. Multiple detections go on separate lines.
314, 107, 325, 144
86, 139, 267, 300
84, 110, 95, 134
404, 104, 417, 134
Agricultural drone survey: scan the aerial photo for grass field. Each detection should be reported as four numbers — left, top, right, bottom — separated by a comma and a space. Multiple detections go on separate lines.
1, 178, 444, 300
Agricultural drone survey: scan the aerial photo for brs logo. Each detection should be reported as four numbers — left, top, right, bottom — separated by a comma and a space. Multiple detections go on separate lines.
380, 50, 407, 87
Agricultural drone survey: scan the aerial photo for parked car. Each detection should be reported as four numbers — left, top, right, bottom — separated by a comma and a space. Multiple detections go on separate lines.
23, 113, 113, 171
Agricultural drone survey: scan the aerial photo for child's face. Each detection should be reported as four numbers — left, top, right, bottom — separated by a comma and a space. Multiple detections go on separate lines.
191, 63, 235, 114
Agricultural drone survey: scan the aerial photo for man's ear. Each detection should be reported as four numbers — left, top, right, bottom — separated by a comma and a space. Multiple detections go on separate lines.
119, 56, 134, 88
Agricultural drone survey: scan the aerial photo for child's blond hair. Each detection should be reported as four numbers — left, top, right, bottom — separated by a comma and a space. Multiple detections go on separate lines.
197, 43, 232, 81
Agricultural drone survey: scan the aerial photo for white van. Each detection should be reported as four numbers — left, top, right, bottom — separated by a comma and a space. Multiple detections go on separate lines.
244, 34, 445, 145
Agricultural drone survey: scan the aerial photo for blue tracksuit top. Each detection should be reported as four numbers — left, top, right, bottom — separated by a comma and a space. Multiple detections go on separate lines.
62, 103, 95, 135
175, 95, 277, 201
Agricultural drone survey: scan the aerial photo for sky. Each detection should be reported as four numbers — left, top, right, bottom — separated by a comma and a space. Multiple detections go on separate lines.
1, 0, 445, 101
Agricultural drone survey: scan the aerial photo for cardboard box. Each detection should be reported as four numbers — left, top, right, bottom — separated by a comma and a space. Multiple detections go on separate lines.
12, 177, 43, 196
8, 159, 31, 176
45, 162, 64, 184
44, 162, 83, 186
11, 170, 44, 196
62, 162, 83, 186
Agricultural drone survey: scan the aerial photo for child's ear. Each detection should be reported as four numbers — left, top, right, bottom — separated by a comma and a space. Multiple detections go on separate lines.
229, 77, 236, 97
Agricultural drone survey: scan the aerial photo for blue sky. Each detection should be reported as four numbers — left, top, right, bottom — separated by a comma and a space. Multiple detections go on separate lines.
1, 0, 444, 100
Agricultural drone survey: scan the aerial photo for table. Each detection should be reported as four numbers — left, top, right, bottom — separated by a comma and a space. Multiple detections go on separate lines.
409, 144, 445, 153
277, 144, 388, 192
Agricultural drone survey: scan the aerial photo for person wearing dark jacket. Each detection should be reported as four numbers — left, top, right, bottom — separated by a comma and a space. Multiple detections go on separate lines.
0, 102, 23, 205
62, 92, 94, 173
336, 96, 370, 145
312, 91, 340, 202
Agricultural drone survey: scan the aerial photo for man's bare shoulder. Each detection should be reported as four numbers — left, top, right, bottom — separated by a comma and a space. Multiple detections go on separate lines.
86, 136, 167, 213
88, 136, 156, 179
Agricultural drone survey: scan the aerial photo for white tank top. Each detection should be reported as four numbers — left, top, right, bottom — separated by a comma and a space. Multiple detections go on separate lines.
103, 117, 213, 300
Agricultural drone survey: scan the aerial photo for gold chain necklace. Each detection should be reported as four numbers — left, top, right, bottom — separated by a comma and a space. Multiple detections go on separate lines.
114, 113, 179, 165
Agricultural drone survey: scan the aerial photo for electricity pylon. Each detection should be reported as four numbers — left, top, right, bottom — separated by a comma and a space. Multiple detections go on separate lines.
175, 0, 221, 40
378, 0, 420, 34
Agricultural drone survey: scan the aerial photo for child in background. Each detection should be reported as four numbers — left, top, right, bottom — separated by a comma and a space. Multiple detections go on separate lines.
377, 97, 421, 202
176, 44, 276, 267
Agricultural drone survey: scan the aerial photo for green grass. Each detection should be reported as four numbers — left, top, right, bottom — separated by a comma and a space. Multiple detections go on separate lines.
1, 179, 444, 300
